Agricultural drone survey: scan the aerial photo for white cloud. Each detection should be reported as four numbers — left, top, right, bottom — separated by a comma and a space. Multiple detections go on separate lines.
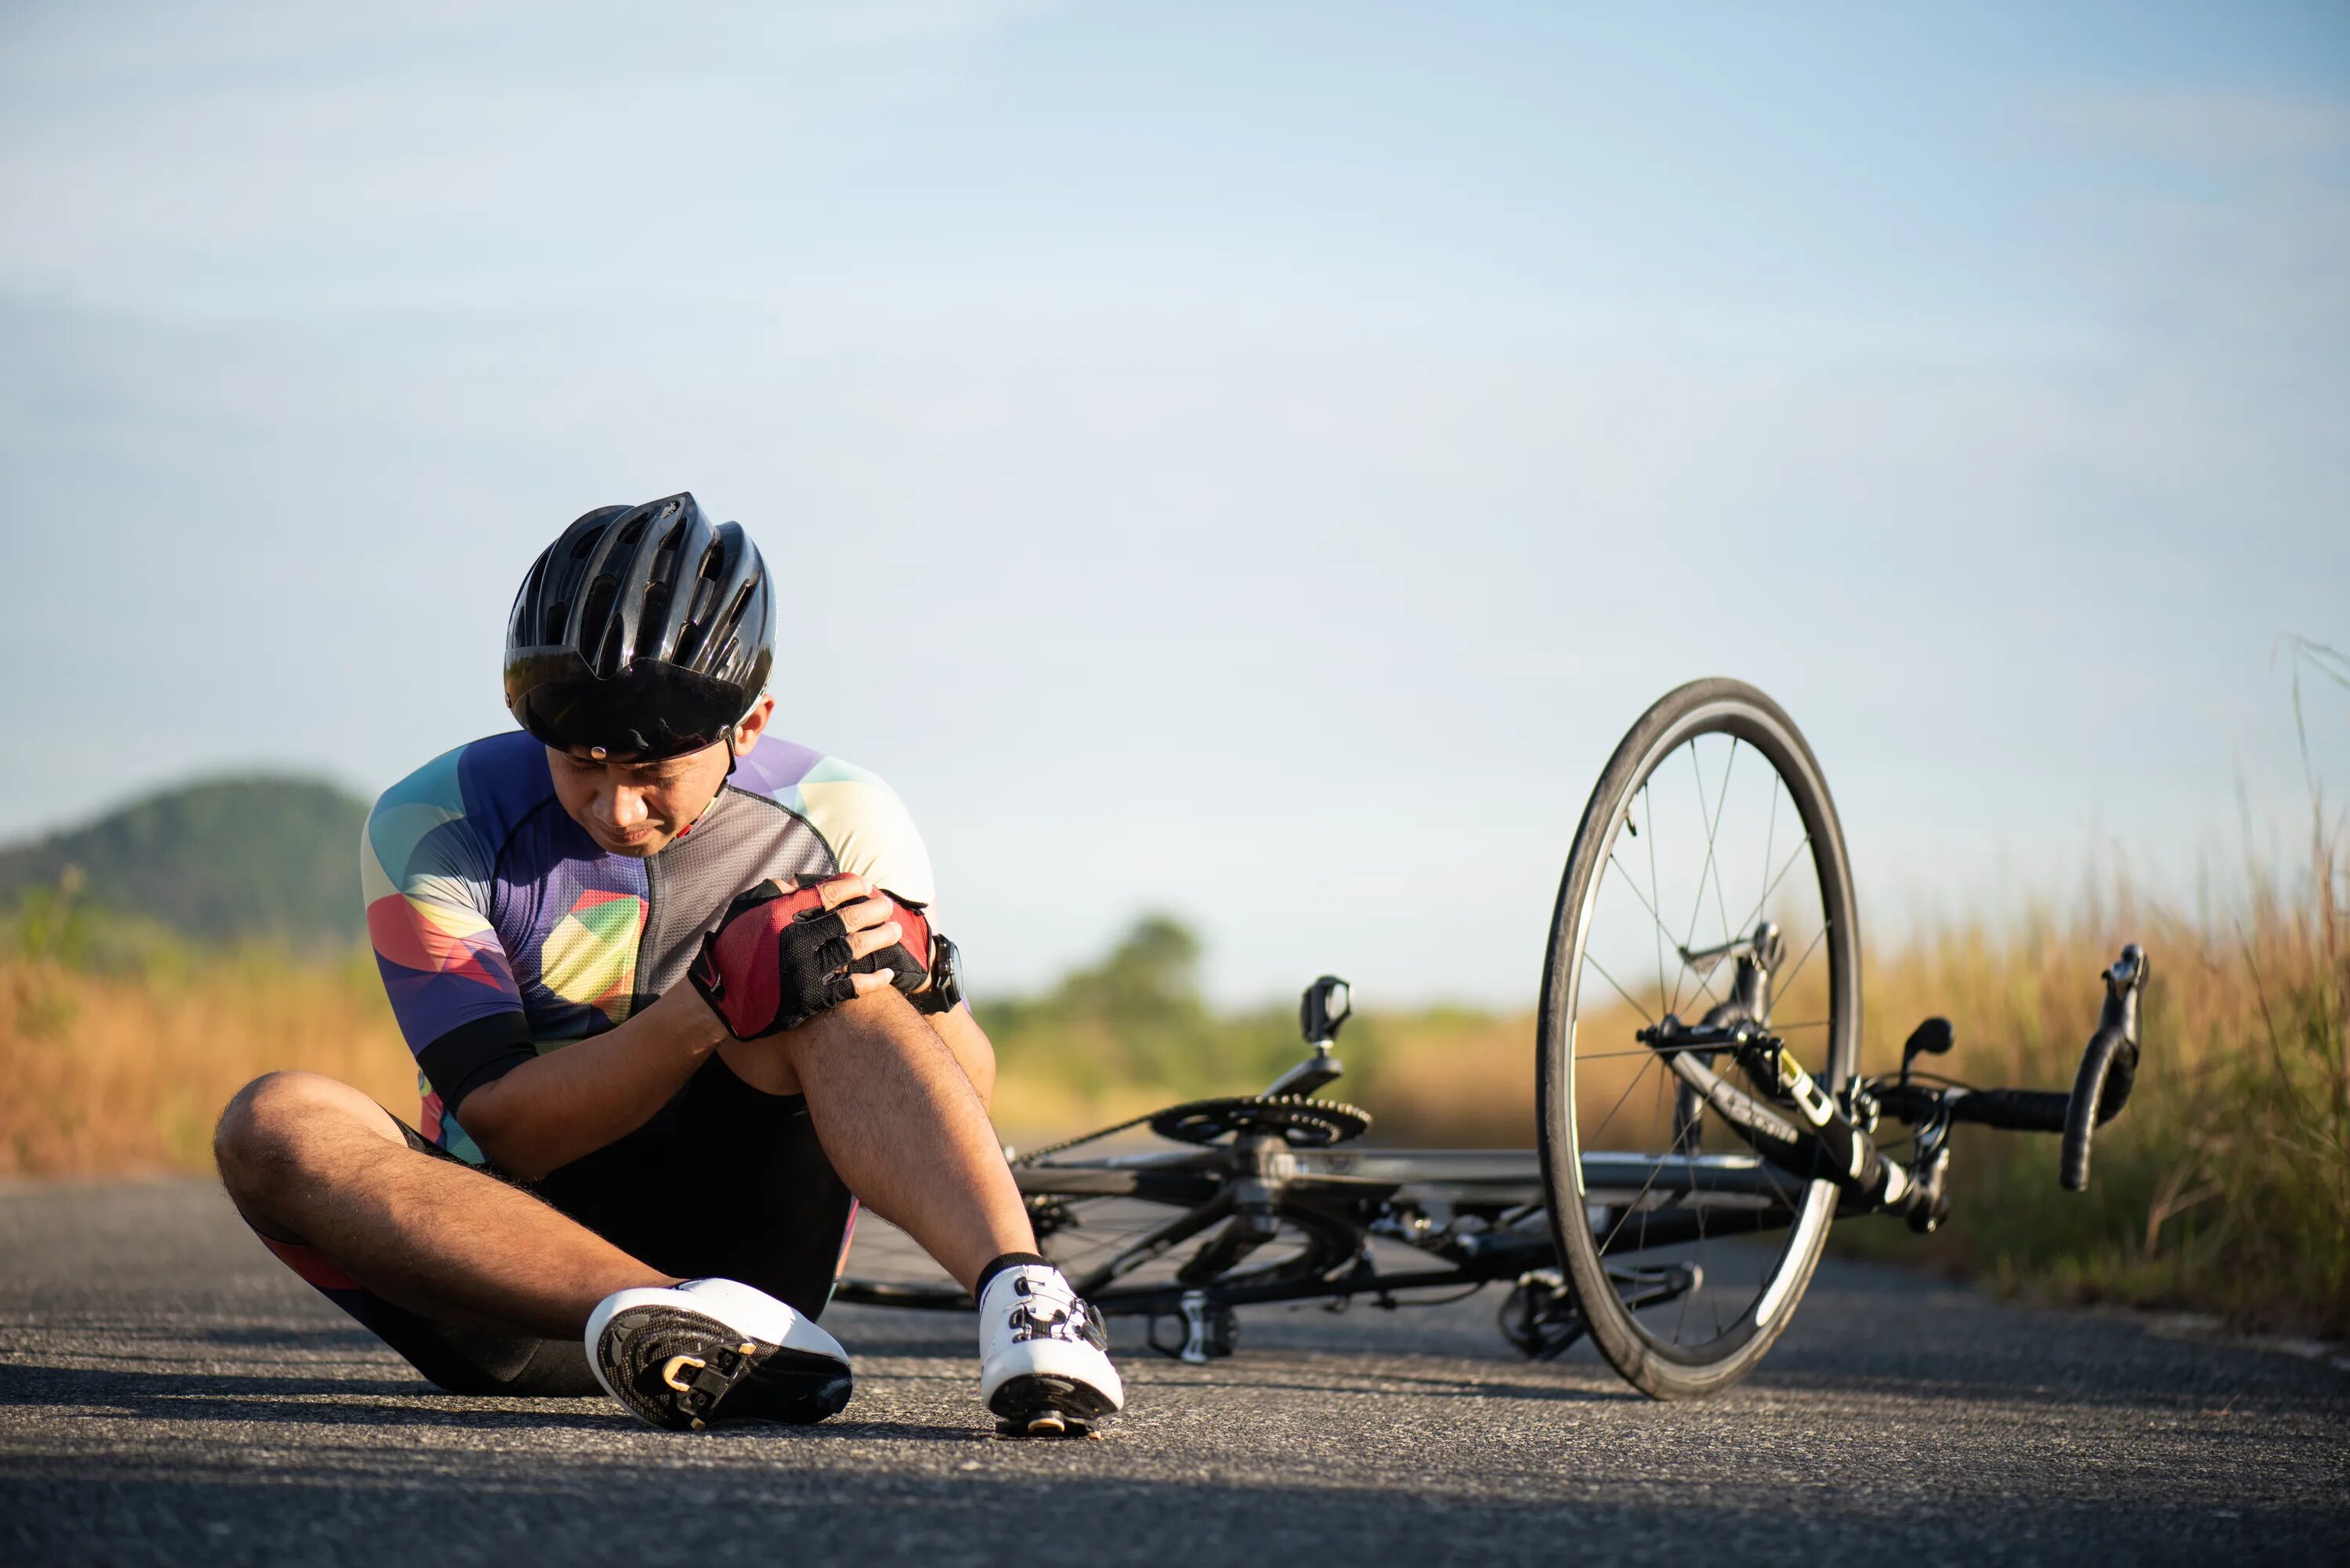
0, 0, 1064, 308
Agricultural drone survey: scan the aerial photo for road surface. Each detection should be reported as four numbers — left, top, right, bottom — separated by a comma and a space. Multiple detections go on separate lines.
2, 1180, 2344, 1566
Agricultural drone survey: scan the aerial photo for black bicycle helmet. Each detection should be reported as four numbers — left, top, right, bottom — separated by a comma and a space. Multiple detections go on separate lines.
503, 493, 774, 761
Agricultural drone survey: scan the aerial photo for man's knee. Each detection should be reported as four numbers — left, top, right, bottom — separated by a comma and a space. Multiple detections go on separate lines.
213, 1071, 394, 1194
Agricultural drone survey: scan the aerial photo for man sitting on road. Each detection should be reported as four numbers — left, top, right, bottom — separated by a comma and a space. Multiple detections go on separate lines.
212, 493, 1123, 1436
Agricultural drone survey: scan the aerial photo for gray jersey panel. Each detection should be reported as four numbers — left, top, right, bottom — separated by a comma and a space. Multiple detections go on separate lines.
634, 786, 839, 1008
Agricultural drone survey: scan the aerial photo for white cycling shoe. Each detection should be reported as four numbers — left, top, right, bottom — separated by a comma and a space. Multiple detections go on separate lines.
978, 1263, 1124, 1436
587, 1277, 853, 1431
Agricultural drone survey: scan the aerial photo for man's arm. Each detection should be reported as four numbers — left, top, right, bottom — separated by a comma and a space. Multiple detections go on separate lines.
451, 986, 725, 1180
458, 876, 905, 1179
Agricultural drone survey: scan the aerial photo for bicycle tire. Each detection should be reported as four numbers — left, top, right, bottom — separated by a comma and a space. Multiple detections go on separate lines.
1536, 678, 1860, 1399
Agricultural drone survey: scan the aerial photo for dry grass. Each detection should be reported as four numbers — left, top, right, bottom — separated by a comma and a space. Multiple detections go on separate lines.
1852, 864, 2350, 1335
1, 947, 414, 1177
5, 848, 2343, 1335
992, 858, 2349, 1335
1332, 863, 2347, 1335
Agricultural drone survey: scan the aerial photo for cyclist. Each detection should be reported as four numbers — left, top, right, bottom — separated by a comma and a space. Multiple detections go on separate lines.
212, 493, 1122, 1436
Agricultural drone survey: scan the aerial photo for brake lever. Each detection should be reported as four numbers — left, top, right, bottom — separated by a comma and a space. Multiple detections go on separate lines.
2059, 943, 2146, 1192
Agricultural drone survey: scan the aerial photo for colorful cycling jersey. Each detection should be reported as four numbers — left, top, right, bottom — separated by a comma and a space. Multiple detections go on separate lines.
362, 730, 937, 1164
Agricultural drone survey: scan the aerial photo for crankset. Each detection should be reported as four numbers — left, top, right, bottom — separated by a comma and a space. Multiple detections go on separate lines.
1148, 1095, 1372, 1148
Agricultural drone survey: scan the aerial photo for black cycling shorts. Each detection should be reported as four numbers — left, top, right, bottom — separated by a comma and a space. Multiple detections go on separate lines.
255, 1055, 855, 1398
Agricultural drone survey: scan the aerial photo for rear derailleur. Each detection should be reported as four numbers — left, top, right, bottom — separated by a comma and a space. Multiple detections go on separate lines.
1498, 1262, 1703, 1360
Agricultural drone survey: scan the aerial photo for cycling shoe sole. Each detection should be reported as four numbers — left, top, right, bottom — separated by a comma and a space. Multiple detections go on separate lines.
593, 1303, 851, 1431
988, 1372, 1119, 1438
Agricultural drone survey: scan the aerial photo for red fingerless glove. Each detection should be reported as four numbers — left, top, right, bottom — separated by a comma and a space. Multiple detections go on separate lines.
687, 873, 933, 1040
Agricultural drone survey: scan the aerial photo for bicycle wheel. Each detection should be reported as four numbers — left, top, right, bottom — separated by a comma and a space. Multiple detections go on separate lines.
837, 1165, 1356, 1314
1536, 678, 1859, 1399
1022, 1180, 1361, 1310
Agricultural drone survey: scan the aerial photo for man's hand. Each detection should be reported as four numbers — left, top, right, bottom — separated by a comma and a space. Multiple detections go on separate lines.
688, 873, 933, 1040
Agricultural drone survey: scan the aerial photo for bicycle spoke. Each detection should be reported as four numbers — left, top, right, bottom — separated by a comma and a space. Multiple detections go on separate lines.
1635, 1057, 1664, 1258
1774, 921, 1831, 1007
1706, 741, 1738, 947
1670, 746, 1711, 1014
1582, 1050, 1661, 1145
1578, 1040, 1762, 1062
1042, 1204, 1167, 1274
1693, 1140, 1722, 1342
1671, 1226, 1695, 1342
1644, 782, 1666, 1020
1676, 742, 1735, 987
1044, 1199, 1318, 1287
1607, 849, 1679, 977
1593, 1118, 1685, 1258
1606, 850, 1725, 1012
1581, 952, 1657, 1026
1727, 833, 1813, 945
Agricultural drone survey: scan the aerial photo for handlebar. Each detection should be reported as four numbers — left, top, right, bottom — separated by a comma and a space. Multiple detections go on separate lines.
1944, 1088, 2070, 1133
2058, 945, 2146, 1190
1870, 944, 2147, 1194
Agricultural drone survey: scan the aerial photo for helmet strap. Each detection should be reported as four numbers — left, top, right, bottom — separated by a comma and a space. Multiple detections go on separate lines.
675, 726, 740, 843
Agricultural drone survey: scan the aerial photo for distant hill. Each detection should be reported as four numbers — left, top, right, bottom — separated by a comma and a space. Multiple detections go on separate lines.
0, 776, 371, 948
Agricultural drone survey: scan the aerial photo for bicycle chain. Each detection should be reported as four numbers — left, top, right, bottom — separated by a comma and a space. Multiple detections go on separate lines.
1010, 1094, 1372, 1165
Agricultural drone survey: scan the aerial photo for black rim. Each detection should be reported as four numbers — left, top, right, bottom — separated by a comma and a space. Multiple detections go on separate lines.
1542, 685, 1857, 1380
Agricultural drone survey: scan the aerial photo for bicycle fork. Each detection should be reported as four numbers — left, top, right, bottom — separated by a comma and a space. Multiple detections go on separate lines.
1640, 930, 1927, 1219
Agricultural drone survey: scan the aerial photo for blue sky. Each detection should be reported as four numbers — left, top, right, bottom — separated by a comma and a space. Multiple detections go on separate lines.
1, 2, 2345, 1003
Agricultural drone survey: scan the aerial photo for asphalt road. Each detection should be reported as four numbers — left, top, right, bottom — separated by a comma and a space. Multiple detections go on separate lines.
2, 1180, 2345, 1567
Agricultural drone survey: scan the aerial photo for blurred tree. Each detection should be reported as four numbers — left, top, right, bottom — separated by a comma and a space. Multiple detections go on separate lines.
0, 777, 368, 951
1057, 916, 1206, 1028
978, 913, 1306, 1096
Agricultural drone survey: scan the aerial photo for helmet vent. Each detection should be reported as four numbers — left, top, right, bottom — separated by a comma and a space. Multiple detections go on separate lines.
649, 523, 683, 584
569, 526, 606, 561
541, 602, 568, 644
580, 573, 620, 674
674, 544, 727, 667
595, 616, 627, 679
690, 543, 724, 617
635, 583, 671, 662
616, 515, 647, 548
718, 581, 754, 640
513, 559, 546, 643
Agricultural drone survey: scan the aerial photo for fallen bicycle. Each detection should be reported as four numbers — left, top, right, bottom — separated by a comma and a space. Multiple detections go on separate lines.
838, 678, 2147, 1399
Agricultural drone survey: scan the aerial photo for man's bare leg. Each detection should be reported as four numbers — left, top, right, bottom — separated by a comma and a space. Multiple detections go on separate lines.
721, 992, 1033, 1292
214, 1071, 672, 1339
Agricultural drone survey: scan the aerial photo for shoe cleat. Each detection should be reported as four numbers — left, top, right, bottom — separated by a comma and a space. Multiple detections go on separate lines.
587, 1277, 851, 1432
978, 1265, 1123, 1438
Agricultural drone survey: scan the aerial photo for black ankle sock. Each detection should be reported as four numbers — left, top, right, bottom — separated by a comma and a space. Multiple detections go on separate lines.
974, 1251, 1051, 1299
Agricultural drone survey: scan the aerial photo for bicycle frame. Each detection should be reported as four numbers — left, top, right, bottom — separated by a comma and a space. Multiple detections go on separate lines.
834, 949, 2149, 1364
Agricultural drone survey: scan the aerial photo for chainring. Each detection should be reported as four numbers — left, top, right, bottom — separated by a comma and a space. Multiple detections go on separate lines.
1148, 1095, 1372, 1148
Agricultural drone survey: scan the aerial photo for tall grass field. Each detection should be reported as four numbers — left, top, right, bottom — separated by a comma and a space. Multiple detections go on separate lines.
5, 840, 2343, 1337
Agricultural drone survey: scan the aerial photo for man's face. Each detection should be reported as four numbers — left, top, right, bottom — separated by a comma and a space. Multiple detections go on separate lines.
543, 694, 774, 857
547, 742, 732, 857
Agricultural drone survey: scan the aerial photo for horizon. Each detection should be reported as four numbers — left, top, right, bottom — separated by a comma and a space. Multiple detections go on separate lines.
2, 1, 2345, 1005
